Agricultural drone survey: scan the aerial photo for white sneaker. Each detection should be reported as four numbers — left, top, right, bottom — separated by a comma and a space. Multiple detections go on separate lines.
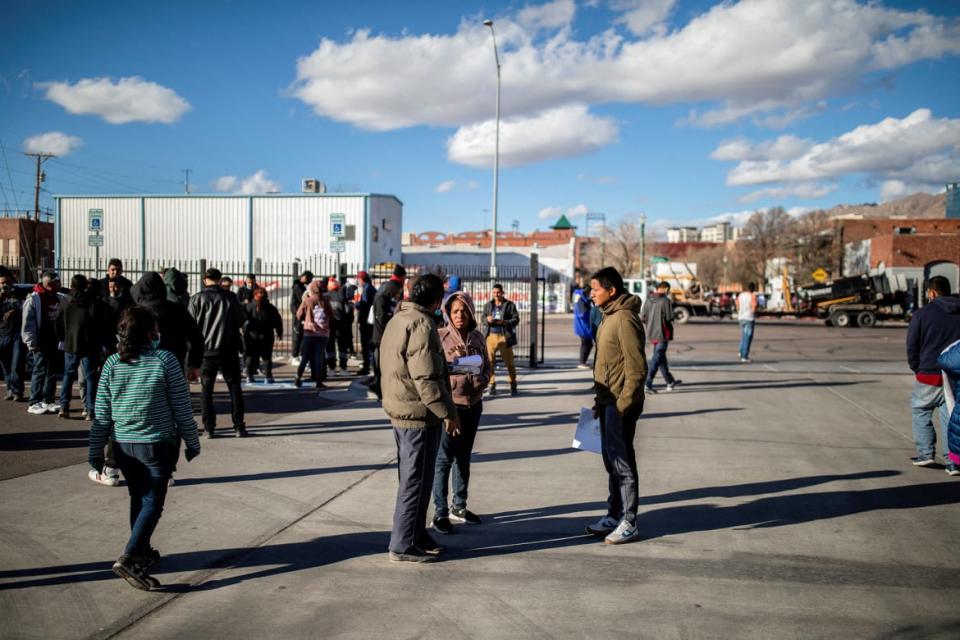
290, 356, 301, 366
88, 469, 120, 487
45, 403, 61, 414
585, 515, 619, 536
27, 402, 47, 415
604, 519, 640, 545
576, 364, 591, 370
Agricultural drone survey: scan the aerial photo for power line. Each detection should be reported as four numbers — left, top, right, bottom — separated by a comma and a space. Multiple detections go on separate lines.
53, 158, 182, 187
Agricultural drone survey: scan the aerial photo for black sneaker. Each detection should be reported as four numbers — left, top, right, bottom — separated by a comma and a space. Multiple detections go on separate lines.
294, 377, 302, 388
235, 426, 249, 438
510, 384, 518, 396
58, 408, 71, 419
112, 553, 161, 591
666, 380, 682, 392
204, 429, 216, 439
246, 376, 255, 384
645, 386, 658, 394
433, 516, 455, 535
388, 547, 436, 563
418, 534, 445, 555
911, 455, 936, 467
449, 507, 481, 525
266, 377, 275, 385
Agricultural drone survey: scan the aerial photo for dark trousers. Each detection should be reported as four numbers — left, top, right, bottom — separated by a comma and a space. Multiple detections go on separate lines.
61, 352, 98, 414
370, 346, 382, 397
579, 337, 594, 366
297, 335, 328, 383
390, 424, 441, 554
244, 337, 275, 378
200, 354, 245, 432
433, 401, 482, 517
28, 349, 61, 405
646, 342, 675, 387
326, 323, 350, 370
359, 323, 373, 372
0, 333, 25, 396
115, 440, 177, 556
292, 319, 304, 359
599, 403, 640, 525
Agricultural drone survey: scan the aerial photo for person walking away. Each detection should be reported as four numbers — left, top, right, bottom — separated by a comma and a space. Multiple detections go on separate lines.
244, 287, 282, 384
371, 265, 406, 399
290, 270, 313, 364
573, 281, 594, 369
482, 284, 520, 396
432, 291, 490, 535
188, 268, 247, 438
130, 272, 204, 376
641, 281, 681, 393
381, 274, 460, 562
89, 305, 201, 590
237, 274, 257, 304
22, 270, 65, 415
586, 266, 647, 545
355, 270, 377, 376
0, 273, 25, 401
295, 280, 333, 388
326, 278, 351, 375
163, 267, 190, 307
55, 275, 110, 420
736, 282, 758, 362
906, 276, 960, 467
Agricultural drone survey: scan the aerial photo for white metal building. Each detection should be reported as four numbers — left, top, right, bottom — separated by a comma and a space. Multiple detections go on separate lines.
53, 193, 403, 270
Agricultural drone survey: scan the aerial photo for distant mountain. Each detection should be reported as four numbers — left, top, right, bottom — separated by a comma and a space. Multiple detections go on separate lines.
825, 191, 946, 219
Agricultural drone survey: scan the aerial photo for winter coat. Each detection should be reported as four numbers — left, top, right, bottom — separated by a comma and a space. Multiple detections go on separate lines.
55, 289, 111, 356
573, 288, 593, 339
480, 298, 520, 343
380, 301, 457, 428
131, 272, 204, 368
296, 281, 332, 338
99, 275, 133, 299
594, 294, 648, 414
438, 292, 490, 407
937, 339, 960, 466
641, 294, 675, 343
291, 280, 309, 315
187, 285, 246, 356
21, 285, 66, 351
244, 298, 283, 342
373, 277, 404, 346
237, 286, 254, 304
163, 268, 190, 307
356, 281, 377, 325
906, 295, 960, 374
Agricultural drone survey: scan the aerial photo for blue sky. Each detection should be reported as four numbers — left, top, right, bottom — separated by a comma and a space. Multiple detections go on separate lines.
2, 0, 959, 237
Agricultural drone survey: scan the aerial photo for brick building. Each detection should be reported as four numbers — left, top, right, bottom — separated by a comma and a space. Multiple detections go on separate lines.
0, 215, 55, 277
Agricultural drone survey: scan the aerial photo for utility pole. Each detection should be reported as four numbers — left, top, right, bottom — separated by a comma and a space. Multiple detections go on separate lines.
24, 152, 54, 221
182, 169, 192, 194
639, 213, 647, 279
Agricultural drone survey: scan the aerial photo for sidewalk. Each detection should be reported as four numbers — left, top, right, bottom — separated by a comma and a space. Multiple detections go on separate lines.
2, 322, 959, 639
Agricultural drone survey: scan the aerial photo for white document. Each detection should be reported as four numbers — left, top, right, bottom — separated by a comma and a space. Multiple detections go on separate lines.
450, 354, 483, 375
572, 407, 602, 454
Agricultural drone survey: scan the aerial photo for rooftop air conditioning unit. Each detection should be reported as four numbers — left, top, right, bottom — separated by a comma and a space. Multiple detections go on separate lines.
302, 179, 326, 193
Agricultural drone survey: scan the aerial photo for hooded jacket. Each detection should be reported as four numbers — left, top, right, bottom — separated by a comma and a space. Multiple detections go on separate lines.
573, 288, 593, 339
380, 301, 457, 428
641, 293, 675, 343
188, 284, 246, 356
594, 293, 648, 414
131, 272, 204, 368
296, 280, 333, 337
55, 287, 111, 356
438, 292, 490, 406
906, 295, 960, 374
245, 293, 283, 342
373, 277, 404, 346
163, 268, 190, 307
21, 284, 66, 351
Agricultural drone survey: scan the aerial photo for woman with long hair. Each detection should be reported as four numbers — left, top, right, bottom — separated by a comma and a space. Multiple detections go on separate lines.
88, 305, 201, 590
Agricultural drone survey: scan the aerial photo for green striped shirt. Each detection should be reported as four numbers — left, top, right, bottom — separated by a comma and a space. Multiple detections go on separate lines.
89, 349, 200, 457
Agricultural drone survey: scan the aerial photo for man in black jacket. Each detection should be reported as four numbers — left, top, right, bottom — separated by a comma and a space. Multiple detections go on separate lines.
130, 272, 203, 375
906, 276, 960, 468
237, 274, 257, 304
0, 273, 25, 401
99, 259, 134, 300
356, 270, 377, 376
189, 268, 247, 438
55, 275, 111, 419
290, 270, 313, 363
370, 264, 406, 398
481, 284, 520, 396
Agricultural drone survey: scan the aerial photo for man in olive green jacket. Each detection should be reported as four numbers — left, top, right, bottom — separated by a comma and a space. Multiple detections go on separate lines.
380, 274, 461, 563
586, 266, 648, 545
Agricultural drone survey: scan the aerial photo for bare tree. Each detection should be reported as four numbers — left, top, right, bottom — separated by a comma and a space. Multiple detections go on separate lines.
582, 219, 649, 278
737, 207, 794, 288
688, 245, 726, 290
789, 210, 841, 281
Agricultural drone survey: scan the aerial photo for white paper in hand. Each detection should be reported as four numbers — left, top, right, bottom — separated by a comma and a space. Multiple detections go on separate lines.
450, 354, 483, 375
572, 407, 602, 454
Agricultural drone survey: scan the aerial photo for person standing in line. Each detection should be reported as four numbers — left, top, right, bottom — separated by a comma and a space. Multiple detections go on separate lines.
163, 267, 190, 307
906, 276, 960, 468
641, 281, 681, 393
341, 276, 358, 359
290, 270, 313, 364
99, 259, 134, 299
188, 268, 247, 438
381, 274, 460, 563
237, 274, 257, 304
22, 270, 66, 415
585, 266, 647, 545
326, 278, 351, 375
0, 273, 25, 401
243, 286, 283, 384
431, 291, 490, 535
219, 276, 234, 292
355, 270, 377, 377
482, 284, 520, 396
370, 265, 406, 399
573, 280, 594, 369
89, 305, 201, 591
736, 282, 758, 363
55, 275, 111, 420
295, 279, 333, 389
130, 272, 203, 375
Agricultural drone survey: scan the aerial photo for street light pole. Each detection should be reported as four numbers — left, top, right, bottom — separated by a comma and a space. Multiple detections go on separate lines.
484, 19, 501, 281
639, 213, 647, 279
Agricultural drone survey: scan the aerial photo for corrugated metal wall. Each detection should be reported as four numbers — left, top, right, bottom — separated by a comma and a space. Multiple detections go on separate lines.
59, 197, 141, 261
368, 196, 402, 265
252, 196, 365, 265
145, 197, 248, 263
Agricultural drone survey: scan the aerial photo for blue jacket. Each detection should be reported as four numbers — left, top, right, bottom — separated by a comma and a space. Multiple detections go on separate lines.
937, 339, 960, 464
573, 288, 593, 339
906, 295, 960, 373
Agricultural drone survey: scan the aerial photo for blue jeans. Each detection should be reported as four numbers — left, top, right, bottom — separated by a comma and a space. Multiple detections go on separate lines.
911, 380, 949, 458
0, 334, 24, 396
115, 441, 177, 556
433, 401, 482, 517
599, 403, 640, 525
60, 352, 98, 414
739, 321, 755, 359
28, 349, 60, 405
646, 342, 675, 388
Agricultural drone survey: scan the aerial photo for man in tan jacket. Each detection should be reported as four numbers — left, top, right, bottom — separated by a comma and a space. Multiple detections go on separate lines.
586, 266, 648, 545
380, 274, 461, 563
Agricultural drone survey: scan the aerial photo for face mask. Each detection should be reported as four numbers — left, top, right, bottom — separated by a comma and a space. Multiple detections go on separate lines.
150, 334, 161, 350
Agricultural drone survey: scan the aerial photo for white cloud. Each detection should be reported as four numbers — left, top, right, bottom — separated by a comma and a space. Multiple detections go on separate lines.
538, 202, 590, 220
447, 104, 618, 168
435, 179, 457, 193
517, 0, 575, 31
212, 170, 281, 194
612, 0, 677, 37
39, 76, 191, 124
738, 182, 837, 204
720, 109, 960, 192
290, 0, 960, 138
23, 131, 82, 156
466, 179, 480, 189
711, 134, 812, 162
